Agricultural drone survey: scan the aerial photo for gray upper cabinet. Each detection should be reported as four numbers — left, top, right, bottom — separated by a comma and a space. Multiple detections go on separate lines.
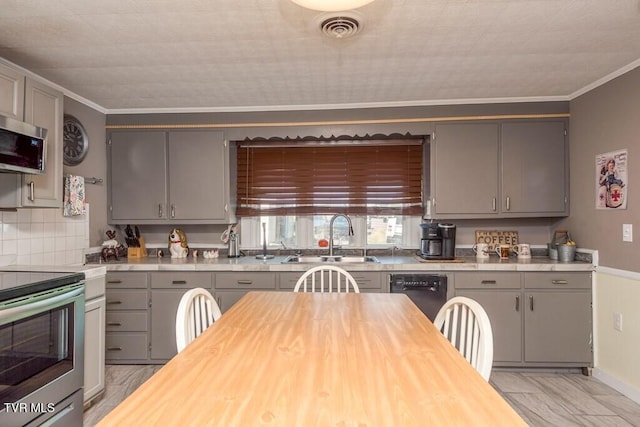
432, 123, 499, 216
168, 131, 229, 221
0, 77, 63, 208
0, 62, 25, 120
429, 120, 568, 219
108, 130, 235, 224
21, 78, 64, 208
501, 121, 568, 215
109, 131, 167, 221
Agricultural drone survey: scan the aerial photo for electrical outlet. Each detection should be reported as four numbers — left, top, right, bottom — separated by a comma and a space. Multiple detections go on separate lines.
614, 312, 623, 331
623, 224, 633, 242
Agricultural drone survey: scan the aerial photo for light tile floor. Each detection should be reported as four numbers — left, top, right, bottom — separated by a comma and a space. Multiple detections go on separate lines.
84, 366, 640, 426
492, 371, 640, 426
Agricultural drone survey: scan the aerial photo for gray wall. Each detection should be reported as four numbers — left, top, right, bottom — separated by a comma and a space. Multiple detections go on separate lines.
562, 67, 640, 271
63, 97, 108, 246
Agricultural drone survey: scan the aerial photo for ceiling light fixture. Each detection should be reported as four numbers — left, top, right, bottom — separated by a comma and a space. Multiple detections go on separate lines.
290, 0, 376, 12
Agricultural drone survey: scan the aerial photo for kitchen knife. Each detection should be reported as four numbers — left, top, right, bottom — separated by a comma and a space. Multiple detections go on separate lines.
125, 225, 137, 247
134, 226, 141, 247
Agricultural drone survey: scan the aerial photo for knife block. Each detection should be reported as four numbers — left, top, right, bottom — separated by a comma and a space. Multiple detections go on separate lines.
127, 237, 147, 259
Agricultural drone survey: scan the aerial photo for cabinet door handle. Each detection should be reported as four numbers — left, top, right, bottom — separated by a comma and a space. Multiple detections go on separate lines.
158, 204, 163, 218
492, 197, 496, 212
171, 204, 176, 218
515, 295, 520, 311
107, 280, 122, 284
506, 196, 511, 211
529, 295, 534, 311
224, 203, 228, 212
107, 347, 123, 351
107, 322, 122, 326
551, 280, 568, 285
172, 280, 187, 285
107, 300, 122, 305
481, 280, 497, 285
237, 280, 253, 285
28, 181, 35, 201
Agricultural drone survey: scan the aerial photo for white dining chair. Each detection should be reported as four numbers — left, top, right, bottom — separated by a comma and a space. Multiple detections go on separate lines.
293, 265, 360, 293
433, 296, 494, 381
175, 287, 222, 353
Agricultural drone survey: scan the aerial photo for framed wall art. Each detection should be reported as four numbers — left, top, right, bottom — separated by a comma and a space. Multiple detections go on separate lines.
596, 149, 628, 209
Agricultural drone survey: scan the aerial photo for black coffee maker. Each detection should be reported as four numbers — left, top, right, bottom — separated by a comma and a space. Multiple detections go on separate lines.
419, 223, 456, 260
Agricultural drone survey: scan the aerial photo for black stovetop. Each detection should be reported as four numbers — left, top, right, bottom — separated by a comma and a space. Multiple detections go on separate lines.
0, 271, 84, 302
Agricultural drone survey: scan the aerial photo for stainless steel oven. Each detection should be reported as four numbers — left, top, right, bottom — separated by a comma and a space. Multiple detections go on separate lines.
0, 272, 85, 427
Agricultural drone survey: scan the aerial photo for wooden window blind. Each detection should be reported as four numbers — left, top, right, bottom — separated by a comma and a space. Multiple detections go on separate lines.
236, 139, 423, 216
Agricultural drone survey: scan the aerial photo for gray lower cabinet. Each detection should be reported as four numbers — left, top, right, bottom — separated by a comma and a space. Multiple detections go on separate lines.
214, 272, 276, 313
150, 272, 213, 361
454, 271, 592, 367
454, 272, 523, 364
278, 271, 386, 293
108, 130, 234, 224
523, 272, 592, 364
84, 275, 106, 405
105, 272, 150, 364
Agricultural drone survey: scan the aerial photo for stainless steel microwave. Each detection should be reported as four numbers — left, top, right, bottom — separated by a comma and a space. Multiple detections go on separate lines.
0, 114, 47, 174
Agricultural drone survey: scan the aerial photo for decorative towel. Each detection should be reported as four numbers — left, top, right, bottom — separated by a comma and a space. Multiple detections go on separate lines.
63, 175, 86, 216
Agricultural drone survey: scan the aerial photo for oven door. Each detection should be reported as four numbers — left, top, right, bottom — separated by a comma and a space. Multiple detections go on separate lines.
0, 283, 84, 427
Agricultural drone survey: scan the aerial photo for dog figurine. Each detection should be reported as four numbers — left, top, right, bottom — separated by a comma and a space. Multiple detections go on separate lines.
168, 228, 189, 258
102, 230, 119, 249
101, 230, 121, 261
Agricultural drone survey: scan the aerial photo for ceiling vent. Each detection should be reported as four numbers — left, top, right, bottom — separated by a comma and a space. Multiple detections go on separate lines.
318, 13, 363, 38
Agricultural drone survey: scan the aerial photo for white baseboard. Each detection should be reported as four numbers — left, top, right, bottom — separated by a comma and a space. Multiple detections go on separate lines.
593, 368, 640, 404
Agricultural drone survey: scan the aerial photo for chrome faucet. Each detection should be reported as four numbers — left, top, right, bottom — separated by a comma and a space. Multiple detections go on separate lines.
328, 214, 354, 258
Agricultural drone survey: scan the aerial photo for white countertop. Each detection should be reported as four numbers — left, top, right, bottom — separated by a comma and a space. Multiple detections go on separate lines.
88, 256, 593, 272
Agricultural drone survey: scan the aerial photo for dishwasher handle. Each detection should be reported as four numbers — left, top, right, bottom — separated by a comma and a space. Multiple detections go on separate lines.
402, 284, 441, 292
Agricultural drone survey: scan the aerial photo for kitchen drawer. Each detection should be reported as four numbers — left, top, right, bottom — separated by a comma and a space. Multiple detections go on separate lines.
278, 272, 301, 290
106, 312, 148, 332
105, 333, 148, 360
150, 272, 213, 289
278, 271, 382, 290
524, 272, 591, 290
215, 272, 276, 289
105, 290, 148, 310
106, 272, 148, 289
455, 272, 521, 289
349, 272, 384, 290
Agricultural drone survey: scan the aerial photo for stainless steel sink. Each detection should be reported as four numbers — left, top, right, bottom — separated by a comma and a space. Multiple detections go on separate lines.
282, 255, 380, 264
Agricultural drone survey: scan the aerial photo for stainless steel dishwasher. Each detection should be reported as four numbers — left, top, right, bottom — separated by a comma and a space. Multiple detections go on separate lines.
389, 273, 447, 321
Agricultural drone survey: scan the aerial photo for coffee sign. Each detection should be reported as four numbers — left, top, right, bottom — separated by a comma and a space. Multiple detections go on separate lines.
475, 230, 519, 251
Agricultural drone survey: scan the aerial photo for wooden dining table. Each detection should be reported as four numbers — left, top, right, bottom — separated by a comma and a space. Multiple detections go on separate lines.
97, 291, 527, 426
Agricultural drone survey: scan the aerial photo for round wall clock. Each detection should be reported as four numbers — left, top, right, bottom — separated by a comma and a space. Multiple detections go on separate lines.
63, 115, 89, 166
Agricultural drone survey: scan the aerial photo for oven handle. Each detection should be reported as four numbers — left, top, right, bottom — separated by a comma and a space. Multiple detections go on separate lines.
0, 285, 84, 322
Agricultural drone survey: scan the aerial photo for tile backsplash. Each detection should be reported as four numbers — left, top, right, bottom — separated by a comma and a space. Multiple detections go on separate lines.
0, 205, 90, 267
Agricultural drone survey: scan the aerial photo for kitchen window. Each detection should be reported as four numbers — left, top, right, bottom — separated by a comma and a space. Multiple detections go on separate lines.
241, 215, 421, 249
236, 137, 424, 249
